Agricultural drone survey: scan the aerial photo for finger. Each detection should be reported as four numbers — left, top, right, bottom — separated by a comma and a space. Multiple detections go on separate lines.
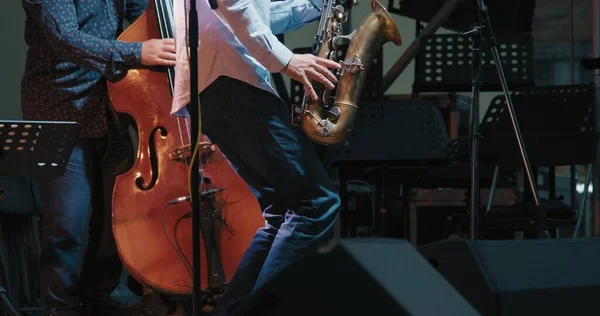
159, 59, 177, 66
314, 57, 342, 70
313, 63, 338, 83
306, 68, 335, 90
150, 58, 174, 67
164, 43, 176, 53
163, 38, 176, 45
159, 52, 177, 61
302, 76, 318, 101
154, 55, 176, 66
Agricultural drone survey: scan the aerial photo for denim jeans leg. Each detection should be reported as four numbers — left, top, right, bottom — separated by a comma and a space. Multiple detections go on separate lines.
79, 129, 136, 313
199, 76, 341, 307
199, 133, 285, 314
40, 122, 136, 315
39, 142, 94, 313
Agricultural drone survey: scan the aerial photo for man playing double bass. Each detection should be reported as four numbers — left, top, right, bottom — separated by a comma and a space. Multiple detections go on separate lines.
20, 0, 176, 314
171, 0, 342, 314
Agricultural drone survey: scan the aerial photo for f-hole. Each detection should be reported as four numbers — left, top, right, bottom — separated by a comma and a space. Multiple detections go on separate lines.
136, 126, 168, 190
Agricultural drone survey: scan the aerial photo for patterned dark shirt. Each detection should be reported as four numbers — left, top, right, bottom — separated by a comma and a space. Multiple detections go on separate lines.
21, 0, 147, 138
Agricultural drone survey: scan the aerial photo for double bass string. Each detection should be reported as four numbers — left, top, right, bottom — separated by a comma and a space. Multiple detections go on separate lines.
154, 0, 200, 284
158, 0, 191, 150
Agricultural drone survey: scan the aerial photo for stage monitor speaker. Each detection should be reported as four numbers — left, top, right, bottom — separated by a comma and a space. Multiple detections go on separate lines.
233, 238, 480, 316
419, 238, 600, 316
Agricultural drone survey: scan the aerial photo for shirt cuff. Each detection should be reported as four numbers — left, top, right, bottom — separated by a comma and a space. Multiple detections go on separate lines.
260, 39, 294, 73
308, 0, 323, 11
113, 41, 143, 68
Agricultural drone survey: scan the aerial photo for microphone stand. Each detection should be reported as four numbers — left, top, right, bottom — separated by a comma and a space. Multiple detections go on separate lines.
188, 0, 218, 314
462, 0, 543, 240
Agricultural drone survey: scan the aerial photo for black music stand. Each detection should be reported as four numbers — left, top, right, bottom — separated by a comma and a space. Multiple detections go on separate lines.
413, 33, 534, 93
329, 99, 450, 241
479, 85, 596, 168
329, 100, 449, 166
582, 57, 600, 70
478, 84, 595, 238
0, 286, 19, 316
386, 0, 535, 35
0, 120, 78, 315
0, 120, 80, 177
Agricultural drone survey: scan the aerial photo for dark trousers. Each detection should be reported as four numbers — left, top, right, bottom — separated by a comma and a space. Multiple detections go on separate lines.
199, 76, 341, 314
38, 122, 135, 315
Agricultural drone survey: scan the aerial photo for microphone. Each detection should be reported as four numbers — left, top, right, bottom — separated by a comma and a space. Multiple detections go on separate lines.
168, 188, 225, 204
209, 0, 218, 10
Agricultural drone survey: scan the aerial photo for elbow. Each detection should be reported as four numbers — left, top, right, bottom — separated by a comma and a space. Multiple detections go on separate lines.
215, 0, 248, 12
106, 72, 128, 83
216, 0, 230, 9
48, 33, 72, 60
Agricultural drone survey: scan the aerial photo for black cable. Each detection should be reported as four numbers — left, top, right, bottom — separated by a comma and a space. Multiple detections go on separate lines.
161, 202, 193, 279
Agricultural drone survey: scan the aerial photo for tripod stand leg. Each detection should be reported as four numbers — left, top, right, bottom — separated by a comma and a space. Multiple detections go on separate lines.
468, 31, 482, 240
0, 286, 20, 316
485, 165, 500, 215
593, 0, 600, 236
488, 46, 540, 202
573, 163, 594, 237
198, 200, 226, 288
574, 132, 600, 237
476, 0, 547, 238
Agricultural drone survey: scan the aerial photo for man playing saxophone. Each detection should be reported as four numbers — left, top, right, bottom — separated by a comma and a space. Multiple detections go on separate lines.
171, 0, 342, 313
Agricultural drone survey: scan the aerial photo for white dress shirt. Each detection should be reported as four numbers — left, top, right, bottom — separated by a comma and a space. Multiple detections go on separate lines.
171, 0, 322, 117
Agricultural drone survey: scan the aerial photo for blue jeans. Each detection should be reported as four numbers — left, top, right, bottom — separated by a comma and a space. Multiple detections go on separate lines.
38, 122, 135, 315
199, 76, 341, 313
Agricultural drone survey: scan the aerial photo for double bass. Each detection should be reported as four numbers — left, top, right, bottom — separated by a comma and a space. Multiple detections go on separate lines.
106, 0, 264, 295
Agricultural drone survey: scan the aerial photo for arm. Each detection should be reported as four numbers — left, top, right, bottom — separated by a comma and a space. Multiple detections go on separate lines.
270, 0, 322, 35
23, 0, 143, 81
216, 0, 293, 73
125, 0, 149, 23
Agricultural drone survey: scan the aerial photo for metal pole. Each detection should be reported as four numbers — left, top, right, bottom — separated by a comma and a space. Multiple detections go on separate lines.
468, 25, 482, 239
569, 0, 575, 89
569, 0, 579, 211
593, 0, 600, 236
474, 0, 545, 237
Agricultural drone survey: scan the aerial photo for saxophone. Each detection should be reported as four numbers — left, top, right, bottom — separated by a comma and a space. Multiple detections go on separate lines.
292, 0, 402, 145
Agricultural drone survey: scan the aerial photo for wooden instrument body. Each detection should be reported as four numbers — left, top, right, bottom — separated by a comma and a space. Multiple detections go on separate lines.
107, 0, 264, 294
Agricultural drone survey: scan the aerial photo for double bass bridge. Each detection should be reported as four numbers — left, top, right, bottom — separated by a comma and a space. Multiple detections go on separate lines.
169, 141, 216, 163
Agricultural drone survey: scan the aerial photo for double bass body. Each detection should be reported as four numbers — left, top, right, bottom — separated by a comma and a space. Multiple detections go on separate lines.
107, 0, 264, 294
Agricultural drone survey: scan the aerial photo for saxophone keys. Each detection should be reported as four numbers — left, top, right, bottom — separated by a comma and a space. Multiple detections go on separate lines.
316, 120, 335, 137
327, 106, 342, 122
332, 5, 346, 22
340, 55, 364, 77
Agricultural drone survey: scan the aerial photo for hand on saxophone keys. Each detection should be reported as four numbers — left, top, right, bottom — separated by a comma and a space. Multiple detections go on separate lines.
281, 54, 341, 101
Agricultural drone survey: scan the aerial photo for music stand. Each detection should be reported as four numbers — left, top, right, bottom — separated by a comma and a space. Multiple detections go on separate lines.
0, 120, 80, 177
479, 84, 596, 237
0, 120, 78, 315
0, 286, 19, 316
386, 0, 535, 35
413, 33, 535, 93
329, 99, 450, 242
479, 84, 596, 168
329, 99, 449, 166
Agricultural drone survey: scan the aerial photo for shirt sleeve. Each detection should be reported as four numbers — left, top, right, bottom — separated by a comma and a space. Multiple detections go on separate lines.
125, 0, 149, 23
23, 0, 143, 82
270, 0, 322, 35
216, 0, 294, 73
